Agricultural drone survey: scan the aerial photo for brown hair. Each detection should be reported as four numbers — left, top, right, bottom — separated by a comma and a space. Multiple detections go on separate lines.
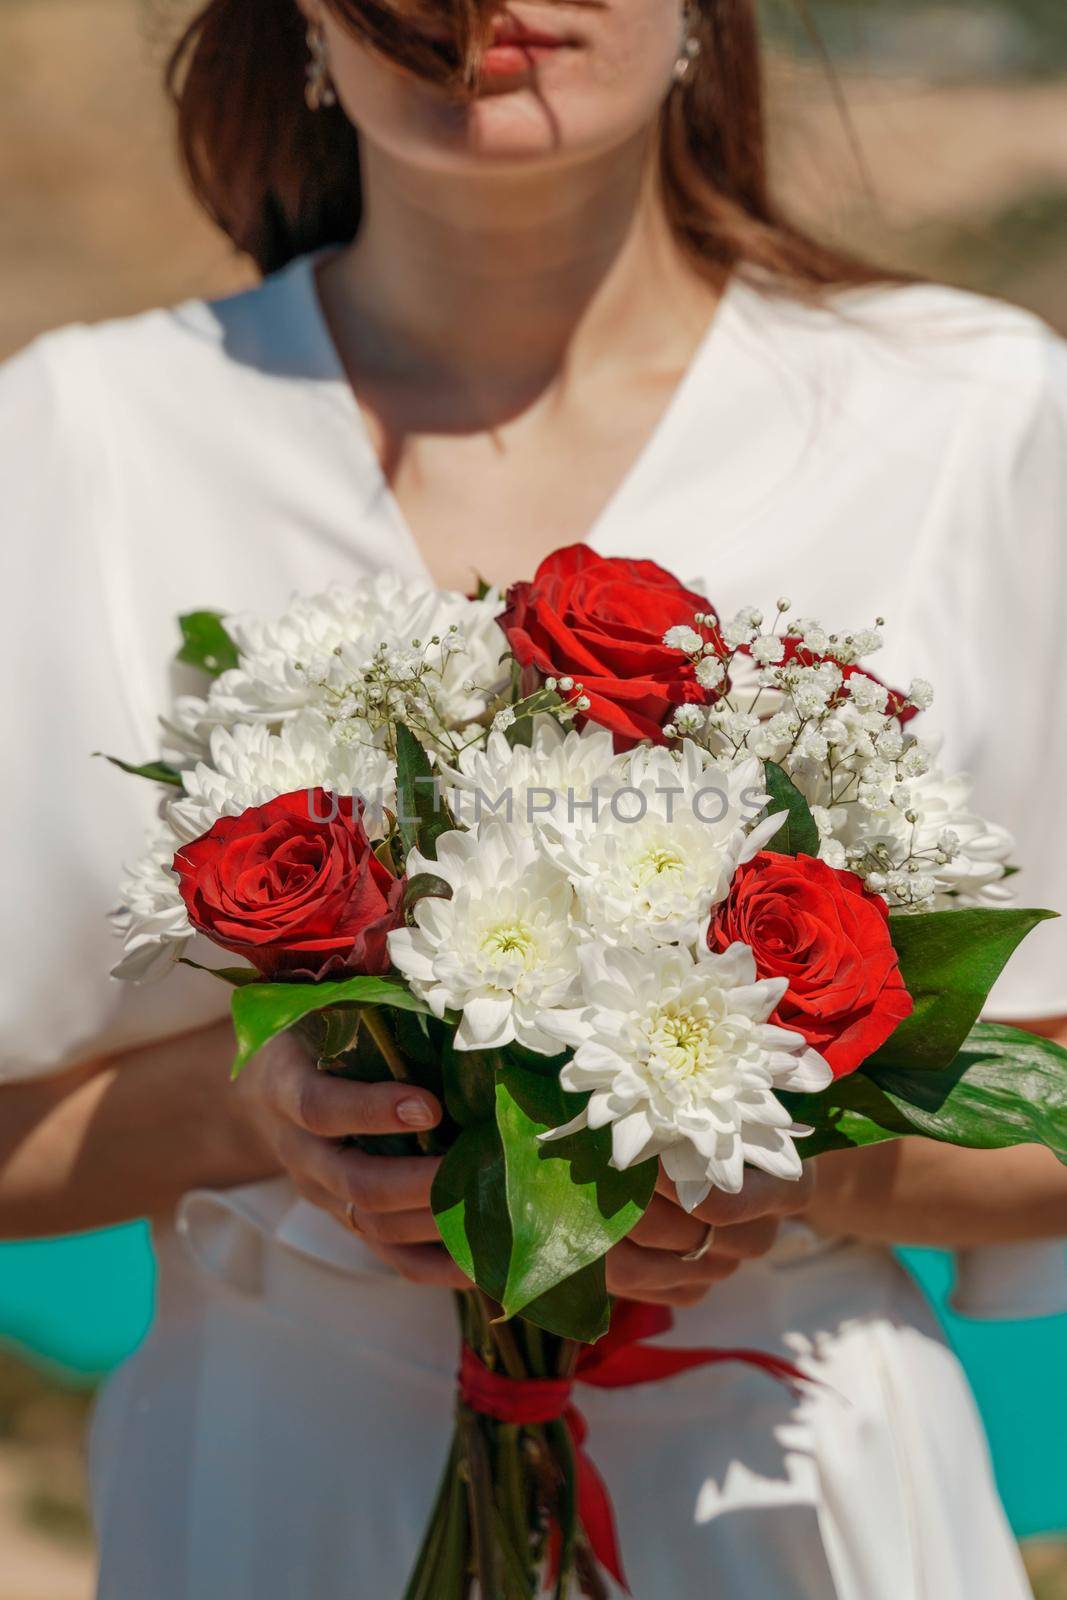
168, 0, 889, 291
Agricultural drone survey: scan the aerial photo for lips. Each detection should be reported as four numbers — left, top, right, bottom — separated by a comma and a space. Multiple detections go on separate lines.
481, 16, 574, 76
411, 11, 576, 82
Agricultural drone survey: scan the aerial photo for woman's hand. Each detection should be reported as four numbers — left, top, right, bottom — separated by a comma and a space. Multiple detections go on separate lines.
235, 1033, 467, 1287
606, 1165, 817, 1308
237, 1033, 815, 1304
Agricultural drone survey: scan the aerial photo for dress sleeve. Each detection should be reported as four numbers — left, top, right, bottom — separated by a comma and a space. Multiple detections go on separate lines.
950, 319, 1067, 1020
950, 1240, 1067, 1320
921, 314, 1067, 1317
0, 331, 228, 1082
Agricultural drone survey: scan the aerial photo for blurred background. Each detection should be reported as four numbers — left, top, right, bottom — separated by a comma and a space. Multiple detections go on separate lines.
1, 1, 1065, 1595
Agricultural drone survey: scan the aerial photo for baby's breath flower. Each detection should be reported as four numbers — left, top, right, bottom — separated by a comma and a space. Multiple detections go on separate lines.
751, 634, 785, 667
695, 655, 726, 691
722, 607, 762, 649
672, 704, 706, 735
848, 674, 889, 713
663, 625, 705, 655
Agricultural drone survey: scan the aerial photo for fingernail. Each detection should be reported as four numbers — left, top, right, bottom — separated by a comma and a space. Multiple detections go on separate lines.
397, 1097, 436, 1129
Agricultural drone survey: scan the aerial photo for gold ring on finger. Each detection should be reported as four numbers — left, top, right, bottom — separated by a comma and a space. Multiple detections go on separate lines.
345, 1201, 363, 1235
680, 1222, 716, 1262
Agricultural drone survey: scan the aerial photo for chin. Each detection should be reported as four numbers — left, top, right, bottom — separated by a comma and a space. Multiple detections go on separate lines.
383, 86, 654, 173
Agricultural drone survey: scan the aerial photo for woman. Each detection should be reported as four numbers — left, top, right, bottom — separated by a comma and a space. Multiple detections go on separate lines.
2, 0, 1067, 1594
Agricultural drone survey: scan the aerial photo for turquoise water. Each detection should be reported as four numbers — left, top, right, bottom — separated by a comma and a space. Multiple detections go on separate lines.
0, 1231, 1063, 1536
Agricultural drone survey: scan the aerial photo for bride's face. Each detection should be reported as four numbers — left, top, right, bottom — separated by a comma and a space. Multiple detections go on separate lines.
308, 1, 683, 171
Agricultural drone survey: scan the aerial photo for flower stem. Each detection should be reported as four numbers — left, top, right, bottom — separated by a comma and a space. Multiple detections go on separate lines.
403, 1437, 458, 1600
360, 1005, 415, 1082
459, 1405, 502, 1600
358, 1006, 434, 1155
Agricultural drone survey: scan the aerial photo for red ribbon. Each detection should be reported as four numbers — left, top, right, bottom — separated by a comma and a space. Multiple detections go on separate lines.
458, 1299, 810, 1591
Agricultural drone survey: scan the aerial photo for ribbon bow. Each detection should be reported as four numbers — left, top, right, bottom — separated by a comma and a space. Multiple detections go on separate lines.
458, 1298, 809, 1591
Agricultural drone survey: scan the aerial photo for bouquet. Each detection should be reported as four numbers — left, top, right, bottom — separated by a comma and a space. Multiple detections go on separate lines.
108, 545, 1067, 1598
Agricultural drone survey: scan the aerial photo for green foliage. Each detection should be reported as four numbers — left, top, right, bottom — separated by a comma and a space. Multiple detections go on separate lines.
395, 723, 453, 863
229, 975, 430, 1075
788, 1022, 1067, 1161
871, 907, 1057, 1072
431, 1046, 656, 1341
176, 610, 239, 676
96, 753, 183, 787
495, 1058, 656, 1322
761, 761, 820, 857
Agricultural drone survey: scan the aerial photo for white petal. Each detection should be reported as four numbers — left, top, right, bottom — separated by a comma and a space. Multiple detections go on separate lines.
586, 1091, 619, 1131
779, 1048, 834, 1092
610, 1110, 657, 1169
661, 1142, 715, 1211
457, 994, 514, 1048
742, 1123, 805, 1181
538, 1110, 590, 1145
700, 940, 757, 987
738, 809, 789, 861
727, 976, 789, 1019
674, 1177, 713, 1212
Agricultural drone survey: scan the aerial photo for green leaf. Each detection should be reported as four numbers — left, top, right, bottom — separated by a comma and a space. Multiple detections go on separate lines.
521, 1259, 612, 1345
404, 872, 453, 919
395, 723, 452, 862
870, 907, 1058, 1072
762, 761, 820, 857
788, 1022, 1067, 1161
296, 1006, 365, 1065
179, 958, 259, 986
229, 975, 429, 1076
177, 610, 240, 676
441, 1041, 499, 1128
96, 753, 183, 787
430, 1120, 615, 1343
432, 1121, 512, 1293
495, 1057, 656, 1322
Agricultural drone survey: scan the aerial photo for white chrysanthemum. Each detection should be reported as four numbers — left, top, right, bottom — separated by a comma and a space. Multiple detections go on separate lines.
444, 717, 617, 835
166, 711, 395, 844
110, 825, 191, 981
541, 745, 782, 952
387, 822, 582, 1053
538, 942, 832, 1209
171, 575, 507, 748
822, 764, 1014, 908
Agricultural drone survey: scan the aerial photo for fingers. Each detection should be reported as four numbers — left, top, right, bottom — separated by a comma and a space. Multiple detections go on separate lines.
655, 1163, 815, 1228
627, 1195, 709, 1254
286, 1171, 466, 1286
370, 1243, 470, 1289
605, 1238, 739, 1307
277, 1125, 441, 1214
257, 1037, 442, 1139
705, 1215, 781, 1261
629, 1197, 783, 1267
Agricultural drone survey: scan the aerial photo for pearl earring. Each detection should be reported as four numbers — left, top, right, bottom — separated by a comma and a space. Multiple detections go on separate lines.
305, 21, 337, 111
672, 5, 701, 83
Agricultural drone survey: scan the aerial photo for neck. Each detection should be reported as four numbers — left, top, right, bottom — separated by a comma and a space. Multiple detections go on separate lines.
319, 134, 723, 395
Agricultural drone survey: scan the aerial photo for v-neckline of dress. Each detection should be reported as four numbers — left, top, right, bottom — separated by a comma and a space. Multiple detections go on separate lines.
289, 250, 744, 585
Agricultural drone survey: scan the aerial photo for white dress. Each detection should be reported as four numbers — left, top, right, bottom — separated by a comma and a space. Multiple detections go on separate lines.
3, 256, 1067, 1600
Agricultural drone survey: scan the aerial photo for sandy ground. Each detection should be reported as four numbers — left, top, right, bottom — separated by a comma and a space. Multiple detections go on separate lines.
0, 1450, 93, 1600
1, 3, 1066, 1597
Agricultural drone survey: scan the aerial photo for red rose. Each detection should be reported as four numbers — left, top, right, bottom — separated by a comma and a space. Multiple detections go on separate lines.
502, 545, 722, 748
174, 789, 405, 980
708, 851, 912, 1077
